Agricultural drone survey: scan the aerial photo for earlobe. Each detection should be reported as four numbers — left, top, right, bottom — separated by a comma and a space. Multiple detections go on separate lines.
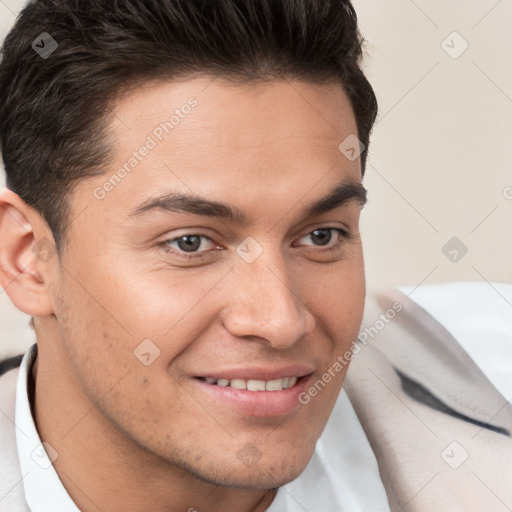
0, 187, 56, 317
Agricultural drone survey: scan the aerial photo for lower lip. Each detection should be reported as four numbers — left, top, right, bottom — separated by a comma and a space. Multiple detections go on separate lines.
192, 376, 312, 417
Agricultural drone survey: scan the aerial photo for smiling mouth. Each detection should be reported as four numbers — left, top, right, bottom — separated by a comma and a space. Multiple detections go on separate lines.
196, 376, 300, 391
193, 372, 313, 416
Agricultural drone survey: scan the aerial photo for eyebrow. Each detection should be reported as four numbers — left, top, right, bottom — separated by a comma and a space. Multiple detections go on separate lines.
128, 180, 367, 224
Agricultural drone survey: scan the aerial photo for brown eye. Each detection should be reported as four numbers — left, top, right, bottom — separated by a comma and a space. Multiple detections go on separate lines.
175, 235, 202, 252
162, 234, 216, 257
309, 229, 333, 246
298, 228, 349, 248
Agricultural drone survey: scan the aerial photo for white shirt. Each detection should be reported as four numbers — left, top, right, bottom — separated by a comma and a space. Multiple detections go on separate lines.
14, 282, 512, 511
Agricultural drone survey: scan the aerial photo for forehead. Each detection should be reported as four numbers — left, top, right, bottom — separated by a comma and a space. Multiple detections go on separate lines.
78, 76, 361, 223
111, 76, 357, 136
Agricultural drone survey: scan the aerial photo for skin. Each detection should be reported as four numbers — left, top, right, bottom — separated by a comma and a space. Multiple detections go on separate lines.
0, 77, 366, 512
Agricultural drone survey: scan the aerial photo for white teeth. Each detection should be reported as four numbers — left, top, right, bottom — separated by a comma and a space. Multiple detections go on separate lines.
287, 377, 298, 388
230, 379, 247, 390
247, 379, 266, 391
265, 378, 284, 391
203, 376, 299, 391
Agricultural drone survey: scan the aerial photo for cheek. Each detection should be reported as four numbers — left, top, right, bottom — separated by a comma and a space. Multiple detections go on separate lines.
54, 273, 130, 389
297, 250, 365, 343
53, 270, 193, 436
62, 247, 226, 351
109, 263, 227, 331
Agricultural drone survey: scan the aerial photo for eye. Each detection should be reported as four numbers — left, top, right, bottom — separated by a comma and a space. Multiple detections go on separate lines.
296, 228, 349, 249
162, 234, 217, 258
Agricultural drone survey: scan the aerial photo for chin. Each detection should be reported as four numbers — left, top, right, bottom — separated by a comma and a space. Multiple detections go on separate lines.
183, 447, 315, 490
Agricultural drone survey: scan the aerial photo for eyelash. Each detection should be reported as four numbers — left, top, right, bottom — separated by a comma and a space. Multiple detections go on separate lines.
160, 228, 351, 260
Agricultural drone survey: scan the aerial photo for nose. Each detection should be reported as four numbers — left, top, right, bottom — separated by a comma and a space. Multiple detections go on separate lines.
220, 256, 316, 349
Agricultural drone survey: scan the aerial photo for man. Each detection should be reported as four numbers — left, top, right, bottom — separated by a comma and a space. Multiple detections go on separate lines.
0, 1, 510, 511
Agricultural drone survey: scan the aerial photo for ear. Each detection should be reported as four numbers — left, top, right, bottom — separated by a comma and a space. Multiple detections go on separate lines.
0, 187, 56, 316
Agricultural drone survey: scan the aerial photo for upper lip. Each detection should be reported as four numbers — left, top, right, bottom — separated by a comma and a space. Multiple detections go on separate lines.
195, 364, 314, 381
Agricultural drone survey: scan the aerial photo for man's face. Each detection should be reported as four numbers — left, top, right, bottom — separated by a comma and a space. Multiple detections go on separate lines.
50, 77, 366, 488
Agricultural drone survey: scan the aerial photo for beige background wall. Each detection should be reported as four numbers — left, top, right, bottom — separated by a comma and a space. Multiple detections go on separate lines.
1, 0, 511, 357
355, 0, 512, 290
